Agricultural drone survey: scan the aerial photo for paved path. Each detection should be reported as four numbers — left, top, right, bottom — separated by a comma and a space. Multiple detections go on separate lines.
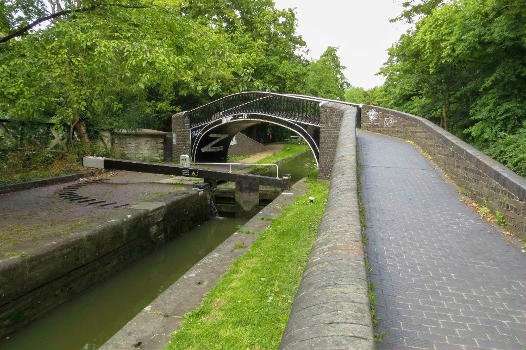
358, 130, 526, 350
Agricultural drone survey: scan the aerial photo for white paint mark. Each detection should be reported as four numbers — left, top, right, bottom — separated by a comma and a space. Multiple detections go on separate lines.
201, 133, 228, 152
367, 108, 379, 122
384, 116, 395, 127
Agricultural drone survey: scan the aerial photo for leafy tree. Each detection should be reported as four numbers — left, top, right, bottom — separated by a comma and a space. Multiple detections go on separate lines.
304, 47, 348, 100
344, 86, 367, 104
379, 0, 526, 176
0, 3, 248, 146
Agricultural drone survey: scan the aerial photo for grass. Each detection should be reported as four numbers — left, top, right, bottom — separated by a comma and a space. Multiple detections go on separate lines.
459, 195, 507, 228
165, 178, 328, 350
227, 154, 254, 162
255, 143, 309, 165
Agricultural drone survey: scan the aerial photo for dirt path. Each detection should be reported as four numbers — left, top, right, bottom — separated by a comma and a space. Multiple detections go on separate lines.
238, 143, 283, 164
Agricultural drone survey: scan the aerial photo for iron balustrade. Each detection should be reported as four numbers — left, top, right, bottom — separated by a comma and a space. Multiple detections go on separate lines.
186, 92, 323, 129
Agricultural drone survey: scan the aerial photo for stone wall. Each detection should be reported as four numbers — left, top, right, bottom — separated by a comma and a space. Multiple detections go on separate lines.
318, 103, 358, 179
361, 105, 526, 239
227, 132, 265, 158
279, 104, 374, 350
0, 190, 210, 338
111, 129, 171, 162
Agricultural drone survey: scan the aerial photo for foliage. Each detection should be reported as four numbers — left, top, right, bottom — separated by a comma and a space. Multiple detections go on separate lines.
304, 46, 349, 100
0, 0, 349, 161
166, 179, 328, 350
344, 85, 389, 106
0, 145, 84, 185
344, 86, 367, 104
378, 0, 526, 176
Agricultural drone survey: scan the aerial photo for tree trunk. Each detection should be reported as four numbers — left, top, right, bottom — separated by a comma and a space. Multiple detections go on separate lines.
69, 113, 90, 147
442, 104, 448, 132
76, 121, 90, 147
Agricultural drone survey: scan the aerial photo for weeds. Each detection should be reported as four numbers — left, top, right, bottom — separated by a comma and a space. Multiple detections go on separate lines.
495, 210, 506, 227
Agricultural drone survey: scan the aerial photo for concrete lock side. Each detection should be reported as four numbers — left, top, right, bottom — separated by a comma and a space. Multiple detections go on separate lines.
0, 191, 211, 339
83, 156, 105, 169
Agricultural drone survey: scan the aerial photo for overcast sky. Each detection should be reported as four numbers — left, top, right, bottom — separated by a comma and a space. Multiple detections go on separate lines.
273, 0, 411, 90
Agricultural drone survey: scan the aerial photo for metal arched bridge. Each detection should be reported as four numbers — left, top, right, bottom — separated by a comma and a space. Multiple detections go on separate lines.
180, 92, 358, 166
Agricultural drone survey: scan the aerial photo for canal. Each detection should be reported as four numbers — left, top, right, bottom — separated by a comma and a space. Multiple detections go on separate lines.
0, 150, 317, 350
253, 150, 317, 183
0, 217, 246, 350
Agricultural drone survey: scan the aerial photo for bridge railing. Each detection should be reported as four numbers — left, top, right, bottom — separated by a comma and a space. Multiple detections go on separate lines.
186, 92, 322, 128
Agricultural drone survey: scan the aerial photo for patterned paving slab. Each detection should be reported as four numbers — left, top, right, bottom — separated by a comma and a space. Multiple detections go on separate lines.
358, 130, 526, 350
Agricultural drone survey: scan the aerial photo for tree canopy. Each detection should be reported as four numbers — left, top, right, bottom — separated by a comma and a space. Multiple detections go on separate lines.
0, 0, 348, 148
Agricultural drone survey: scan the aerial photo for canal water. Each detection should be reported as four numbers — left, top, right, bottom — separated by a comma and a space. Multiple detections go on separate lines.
254, 150, 317, 183
0, 217, 246, 350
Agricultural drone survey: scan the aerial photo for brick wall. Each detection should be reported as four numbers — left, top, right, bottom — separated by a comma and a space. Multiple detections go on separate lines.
361, 105, 526, 239
112, 129, 170, 162
318, 102, 358, 179
172, 111, 191, 163
227, 132, 265, 157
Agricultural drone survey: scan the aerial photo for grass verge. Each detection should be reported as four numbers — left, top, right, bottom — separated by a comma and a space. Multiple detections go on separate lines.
255, 143, 309, 165
227, 154, 255, 162
165, 178, 328, 350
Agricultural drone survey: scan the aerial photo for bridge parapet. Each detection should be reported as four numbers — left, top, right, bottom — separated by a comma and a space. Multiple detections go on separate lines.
185, 92, 321, 128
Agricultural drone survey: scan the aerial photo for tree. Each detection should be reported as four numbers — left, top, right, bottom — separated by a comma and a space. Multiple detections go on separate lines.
344, 86, 367, 104
304, 47, 348, 100
0, 3, 248, 146
379, 0, 526, 176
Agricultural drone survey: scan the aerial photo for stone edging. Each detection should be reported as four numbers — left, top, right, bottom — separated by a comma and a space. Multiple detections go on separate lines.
279, 103, 374, 350
0, 171, 97, 195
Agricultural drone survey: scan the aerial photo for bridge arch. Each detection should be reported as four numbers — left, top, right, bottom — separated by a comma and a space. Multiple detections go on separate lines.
172, 91, 359, 179
191, 113, 320, 166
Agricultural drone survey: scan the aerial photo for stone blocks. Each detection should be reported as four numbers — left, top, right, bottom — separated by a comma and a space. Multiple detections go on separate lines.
111, 129, 170, 162
0, 191, 210, 338
171, 111, 191, 163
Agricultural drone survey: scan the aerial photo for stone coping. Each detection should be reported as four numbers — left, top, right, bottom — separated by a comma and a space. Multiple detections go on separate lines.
279, 103, 374, 350
113, 129, 171, 136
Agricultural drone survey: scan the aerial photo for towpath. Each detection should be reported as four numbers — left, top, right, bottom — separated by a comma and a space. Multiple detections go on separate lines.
358, 130, 526, 350
237, 143, 283, 163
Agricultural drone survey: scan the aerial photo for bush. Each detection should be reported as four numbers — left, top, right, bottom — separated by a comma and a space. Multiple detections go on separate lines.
483, 126, 526, 177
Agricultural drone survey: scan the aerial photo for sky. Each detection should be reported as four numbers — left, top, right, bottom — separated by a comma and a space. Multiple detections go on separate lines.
273, 0, 411, 90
